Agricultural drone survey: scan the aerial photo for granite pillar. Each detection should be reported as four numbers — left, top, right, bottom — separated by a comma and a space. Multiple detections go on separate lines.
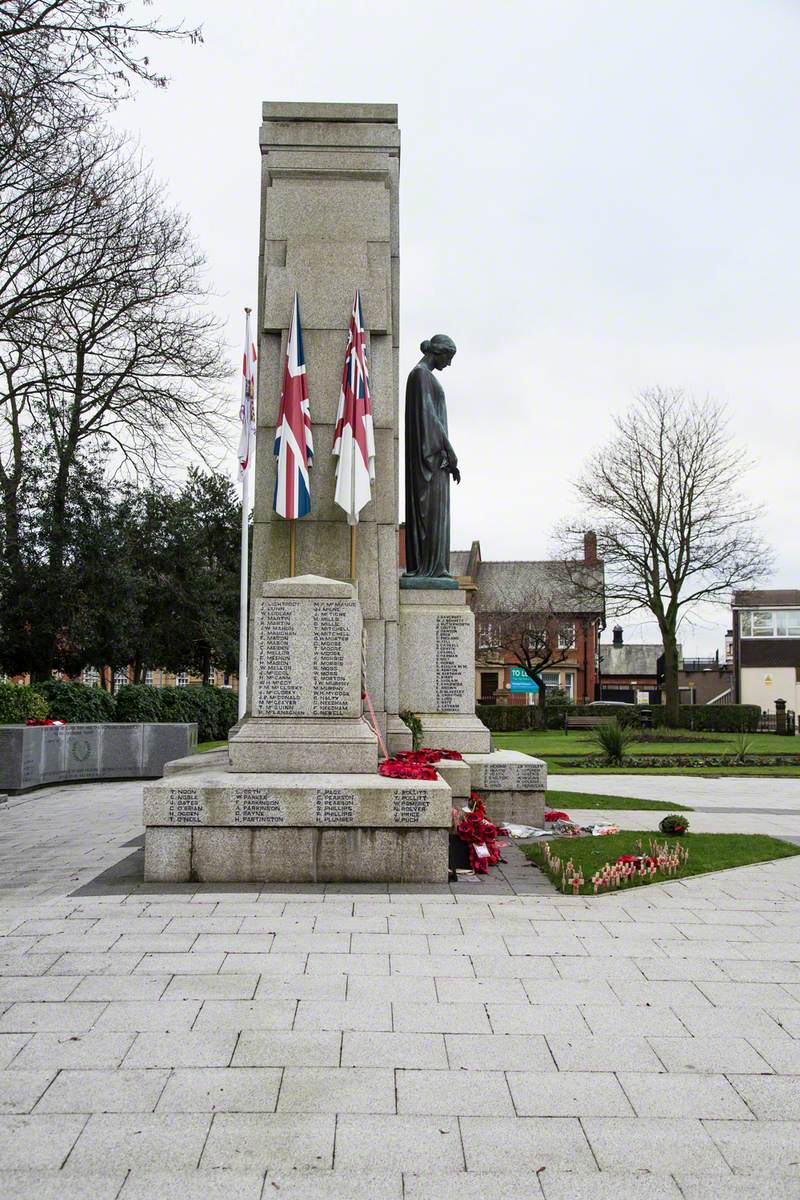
254, 102, 408, 752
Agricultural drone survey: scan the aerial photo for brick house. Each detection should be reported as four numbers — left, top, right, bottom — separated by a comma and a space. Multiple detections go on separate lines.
449, 533, 606, 706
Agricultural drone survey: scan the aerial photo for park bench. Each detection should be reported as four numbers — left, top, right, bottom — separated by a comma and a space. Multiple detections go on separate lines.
563, 713, 614, 733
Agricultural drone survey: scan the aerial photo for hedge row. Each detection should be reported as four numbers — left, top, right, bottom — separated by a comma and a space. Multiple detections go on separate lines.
0, 681, 238, 742
475, 702, 762, 734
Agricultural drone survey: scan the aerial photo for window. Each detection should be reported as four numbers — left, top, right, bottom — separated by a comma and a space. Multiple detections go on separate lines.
558, 624, 575, 649
176, 670, 190, 688
81, 667, 99, 687
740, 610, 800, 638
144, 670, 154, 687
541, 671, 561, 688
114, 668, 128, 688
563, 673, 574, 699
478, 620, 498, 651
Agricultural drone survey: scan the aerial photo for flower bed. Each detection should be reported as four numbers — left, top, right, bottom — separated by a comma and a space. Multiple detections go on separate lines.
554, 754, 800, 769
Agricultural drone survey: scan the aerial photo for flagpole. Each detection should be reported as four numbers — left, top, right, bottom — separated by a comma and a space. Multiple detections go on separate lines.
349, 524, 357, 579
238, 306, 253, 721
289, 519, 297, 577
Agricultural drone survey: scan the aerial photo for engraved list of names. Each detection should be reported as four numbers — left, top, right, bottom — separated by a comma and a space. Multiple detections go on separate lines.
254, 599, 301, 716
254, 596, 358, 718
435, 613, 468, 713
311, 600, 352, 717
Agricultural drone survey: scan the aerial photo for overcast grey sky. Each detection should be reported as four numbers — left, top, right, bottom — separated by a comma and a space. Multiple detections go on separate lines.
113, 0, 800, 652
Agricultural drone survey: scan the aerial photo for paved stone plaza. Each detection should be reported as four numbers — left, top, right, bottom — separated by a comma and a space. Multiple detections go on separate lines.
1, 780, 800, 1197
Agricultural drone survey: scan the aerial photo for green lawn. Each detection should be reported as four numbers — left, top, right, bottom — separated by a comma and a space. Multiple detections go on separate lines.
546, 789, 691, 812
523, 831, 800, 895
197, 740, 226, 753
494, 729, 800, 776
496, 730, 800, 757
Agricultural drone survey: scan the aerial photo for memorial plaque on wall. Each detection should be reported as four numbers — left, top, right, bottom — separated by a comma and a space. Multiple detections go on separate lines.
434, 613, 470, 714
65, 727, 101, 779
252, 596, 361, 719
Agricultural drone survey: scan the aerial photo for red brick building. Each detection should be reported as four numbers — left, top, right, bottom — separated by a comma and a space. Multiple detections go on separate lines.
448, 534, 606, 706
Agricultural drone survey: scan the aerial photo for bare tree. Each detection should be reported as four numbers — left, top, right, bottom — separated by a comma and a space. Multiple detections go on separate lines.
0, 1, 201, 103
561, 388, 771, 725
0, 137, 230, 677
476, 574, 596, 726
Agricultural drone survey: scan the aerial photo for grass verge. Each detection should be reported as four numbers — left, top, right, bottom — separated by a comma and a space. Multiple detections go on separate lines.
197, 740, 226, 753
546, 789, 691, 812
523, 831, 800, 895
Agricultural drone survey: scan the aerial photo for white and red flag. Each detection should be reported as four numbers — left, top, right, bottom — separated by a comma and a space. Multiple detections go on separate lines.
333, 289, 375, 525
237, 308, 257, 479
274, 292, 313, 519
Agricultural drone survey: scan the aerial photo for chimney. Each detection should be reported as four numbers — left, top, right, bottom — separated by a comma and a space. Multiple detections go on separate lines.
612, 624, 623, 647
583, 530, 598, 564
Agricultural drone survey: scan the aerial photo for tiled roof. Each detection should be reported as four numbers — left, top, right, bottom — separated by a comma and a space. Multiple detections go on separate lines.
450, 551, 470, 577
732, 589, 800, 608
599, 643, 678, 677
450, 554, 604, 615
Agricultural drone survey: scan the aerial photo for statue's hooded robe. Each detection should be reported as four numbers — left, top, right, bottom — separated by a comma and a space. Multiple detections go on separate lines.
404, 363, 458, 578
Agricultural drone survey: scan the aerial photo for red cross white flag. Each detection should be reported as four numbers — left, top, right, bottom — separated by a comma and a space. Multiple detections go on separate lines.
332, 290, 375, 525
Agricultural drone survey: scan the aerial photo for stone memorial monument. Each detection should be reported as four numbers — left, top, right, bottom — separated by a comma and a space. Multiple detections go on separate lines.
142, 101, 546, 881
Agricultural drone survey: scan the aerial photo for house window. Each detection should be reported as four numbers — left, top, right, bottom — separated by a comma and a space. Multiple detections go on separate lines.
176, 670, 190, 688
81, 667, 100, 687
478, 620, 498, 651
563, 673, 575, 699
145, 670, 154, 687
558, 624, 575, 649
740, 610, 800, 638
114, 668, 128, 689
541, 671, 561, 690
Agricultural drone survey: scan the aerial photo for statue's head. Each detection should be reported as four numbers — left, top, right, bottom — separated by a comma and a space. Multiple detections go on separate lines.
420, 334, 457, 371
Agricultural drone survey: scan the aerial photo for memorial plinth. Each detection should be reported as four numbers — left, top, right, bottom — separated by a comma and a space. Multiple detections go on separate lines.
398, 588, 491, 753
144, 573, 452, 884
228, 576, 378, 774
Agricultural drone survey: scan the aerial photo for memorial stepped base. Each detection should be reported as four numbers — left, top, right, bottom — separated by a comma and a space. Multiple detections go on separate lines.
227, 717, 378, 774
143, 770, 452, 884
463, 749, 547, 828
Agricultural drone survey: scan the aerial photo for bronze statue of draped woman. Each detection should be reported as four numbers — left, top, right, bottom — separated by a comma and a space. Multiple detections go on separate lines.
402, 334, 460, 587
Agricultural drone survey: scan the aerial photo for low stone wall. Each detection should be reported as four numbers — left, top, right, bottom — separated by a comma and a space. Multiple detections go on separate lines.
0, 723, 198, 793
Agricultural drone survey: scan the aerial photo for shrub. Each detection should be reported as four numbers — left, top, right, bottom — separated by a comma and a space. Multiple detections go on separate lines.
475, 704, 536, 732
32, 680, 116, 723
732, 730, 754, 763
659, 813, 690, 835
114, 684, 163, 724
591, 718, 635, 765
0, 682, 49, 723
157, 685, 237, 741
679, 704, 760, 733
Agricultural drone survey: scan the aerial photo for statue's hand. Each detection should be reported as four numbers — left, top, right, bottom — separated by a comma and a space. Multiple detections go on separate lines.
452, 466, 461, 484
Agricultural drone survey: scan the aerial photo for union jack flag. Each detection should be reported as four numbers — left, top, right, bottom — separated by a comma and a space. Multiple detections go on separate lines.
274, 292, 313, 519
237, 309, 257, 480
333, 289, 375, 525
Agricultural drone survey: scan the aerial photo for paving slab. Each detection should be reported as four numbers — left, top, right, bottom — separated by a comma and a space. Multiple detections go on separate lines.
155, 1067, 281, 1112
199, 1112, 335, 1170
34, 1068, 168, 1113
0, 1170, 126, 1200
333, 1114, 464, 1173
64, 1112, 210, 1170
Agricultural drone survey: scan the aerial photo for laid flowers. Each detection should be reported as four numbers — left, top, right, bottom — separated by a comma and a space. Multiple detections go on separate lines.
379, 748, 463, 781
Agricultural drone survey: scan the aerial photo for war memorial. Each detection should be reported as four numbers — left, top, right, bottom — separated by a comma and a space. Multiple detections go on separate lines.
142, 102, 546, 883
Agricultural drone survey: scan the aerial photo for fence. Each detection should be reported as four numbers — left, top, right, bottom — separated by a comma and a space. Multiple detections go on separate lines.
758, 710, 796, 735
